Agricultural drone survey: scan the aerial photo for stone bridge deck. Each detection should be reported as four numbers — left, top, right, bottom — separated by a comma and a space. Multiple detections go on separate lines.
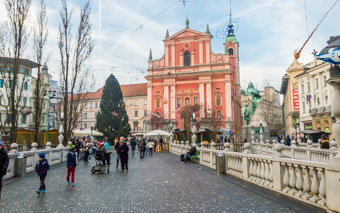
0, 152, 324, 213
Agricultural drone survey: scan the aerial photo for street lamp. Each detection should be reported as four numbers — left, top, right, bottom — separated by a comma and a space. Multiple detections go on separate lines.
44, 90, 61, 144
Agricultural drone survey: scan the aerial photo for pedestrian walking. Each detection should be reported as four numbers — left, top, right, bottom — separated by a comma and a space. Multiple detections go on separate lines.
35, 153, 50, 195
104, 137, 109, 151
147, 140, 155, 157
130, 137, 136, 157
286, 135, 291, 146
84, 142, 90, 163
115, 137, 122, 169
0, 141, 9, 199
140, 139, 146, 159
66, 145, 77, 187
118, 139, 129, 172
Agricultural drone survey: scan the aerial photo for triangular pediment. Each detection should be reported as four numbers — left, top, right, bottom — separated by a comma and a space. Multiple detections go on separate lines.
165, 28, 210, 41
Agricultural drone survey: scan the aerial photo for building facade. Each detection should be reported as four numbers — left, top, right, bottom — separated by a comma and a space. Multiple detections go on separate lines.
241, 84, 283, 141
280, 59, 305, 137
296, 59, 333, 139
75, 84, 147, 134
145, 19, 242, 134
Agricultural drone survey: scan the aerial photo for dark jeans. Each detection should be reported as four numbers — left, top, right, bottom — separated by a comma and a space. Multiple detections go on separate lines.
84, 151, 89, 162
131, 148, 136, 156
120, 154, 128, 171
0, 173, 3, 198
39, 175, 46, 190
140, 149, 145, 158
116, 153, 120, 168
149, 148, 153, 156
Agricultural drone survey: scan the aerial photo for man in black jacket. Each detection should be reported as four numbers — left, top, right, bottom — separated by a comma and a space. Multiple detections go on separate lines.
0, 141, 9, 199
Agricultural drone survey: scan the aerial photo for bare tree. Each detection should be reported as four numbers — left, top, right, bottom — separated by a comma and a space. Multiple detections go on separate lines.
0, 0, 32, 145
58, 0, 93, 143
32, 0, 48, 144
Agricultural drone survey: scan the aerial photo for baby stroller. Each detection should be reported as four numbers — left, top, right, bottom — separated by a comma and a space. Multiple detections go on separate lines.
91, 151, 110, 174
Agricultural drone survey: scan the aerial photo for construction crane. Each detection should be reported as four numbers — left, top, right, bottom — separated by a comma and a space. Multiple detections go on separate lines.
294, 0, 339, 60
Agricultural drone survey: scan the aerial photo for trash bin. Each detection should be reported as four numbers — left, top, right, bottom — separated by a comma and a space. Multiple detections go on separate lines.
16, 153, 27, 177
215, 152, 225, 175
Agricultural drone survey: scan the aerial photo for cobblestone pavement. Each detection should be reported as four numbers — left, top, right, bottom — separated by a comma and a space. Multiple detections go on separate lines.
0, 151, 325, 213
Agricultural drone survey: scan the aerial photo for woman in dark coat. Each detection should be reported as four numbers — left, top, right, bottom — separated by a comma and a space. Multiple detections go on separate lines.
118, 140, 129, 172
0, 141, 9, 199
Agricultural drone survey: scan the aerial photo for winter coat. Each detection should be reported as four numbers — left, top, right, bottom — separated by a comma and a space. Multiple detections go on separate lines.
104, 141, 109, 150
130, 139, 136, 150
140, 141, 146, 151
0, 149, 9, 175
118, 144, 129, 156
147, 141, 155, 149
35, 159, 50, 177
115, 142, 121, 153
67, 150, 77, 168
188, 147, 197, 156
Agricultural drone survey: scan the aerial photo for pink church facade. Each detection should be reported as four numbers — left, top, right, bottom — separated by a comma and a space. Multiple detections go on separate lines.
146, 20, 242, 133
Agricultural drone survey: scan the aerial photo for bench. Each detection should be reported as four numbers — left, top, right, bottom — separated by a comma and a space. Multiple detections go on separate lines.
189, 150, 200, 163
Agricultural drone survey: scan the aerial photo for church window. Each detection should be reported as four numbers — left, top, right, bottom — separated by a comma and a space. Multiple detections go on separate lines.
194, 97, 198, 105
216, 95, 222, 106
177, 97, 182, 108
185, 97, 190, 106
228, 48, 234, 55
184, 51, 190, 66
155, 98, 160, 108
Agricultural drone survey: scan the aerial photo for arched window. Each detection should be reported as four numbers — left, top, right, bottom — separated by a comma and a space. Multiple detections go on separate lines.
228, 48, 234, 55
216, 95, 222, 106
24, 82, 28, 90
184, 51, 190, 66
185, 97, 190, 106
217, 110, 222, 120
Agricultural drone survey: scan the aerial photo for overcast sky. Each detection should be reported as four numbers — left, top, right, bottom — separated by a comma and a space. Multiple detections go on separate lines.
0, 0, 339, 91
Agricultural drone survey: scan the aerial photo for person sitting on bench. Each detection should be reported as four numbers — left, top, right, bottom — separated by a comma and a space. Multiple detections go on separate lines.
184, 144, 197, 160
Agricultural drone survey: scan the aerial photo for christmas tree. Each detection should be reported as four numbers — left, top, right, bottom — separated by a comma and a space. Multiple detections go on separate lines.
96, 74, 131, 141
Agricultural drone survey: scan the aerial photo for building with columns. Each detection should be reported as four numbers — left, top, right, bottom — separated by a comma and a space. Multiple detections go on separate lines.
145, 18, 242, 134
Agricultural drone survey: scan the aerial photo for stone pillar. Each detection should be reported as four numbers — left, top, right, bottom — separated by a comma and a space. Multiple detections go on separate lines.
165, 44, 169, 67
147, 85, 152, 114
164, 85, 169, 120
170, 84, 176, 120
57, 121, 65, 148
199, 41, 203, 64
224, 80, 232, 121
205, 41, 210, 64
272, 143, 284, 191
199, 83, 205, 118
325, 78, 340, 212
171, 44, 175, 66
206, 82, 212, 117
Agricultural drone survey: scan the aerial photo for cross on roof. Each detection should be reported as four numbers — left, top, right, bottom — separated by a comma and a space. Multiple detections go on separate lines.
179, 0, 188, 6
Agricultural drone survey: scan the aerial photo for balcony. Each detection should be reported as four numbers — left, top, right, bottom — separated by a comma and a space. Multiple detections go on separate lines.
19, 106, 32, 115
310, 106, 331, 117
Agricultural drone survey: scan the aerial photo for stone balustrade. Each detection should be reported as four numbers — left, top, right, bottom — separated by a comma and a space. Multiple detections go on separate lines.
169, 141, 340, 211
4, 142, 70, 180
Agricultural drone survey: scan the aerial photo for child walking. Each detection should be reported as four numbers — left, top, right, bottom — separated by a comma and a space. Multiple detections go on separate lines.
66, 145, 77, 187
35, 153, 50, 195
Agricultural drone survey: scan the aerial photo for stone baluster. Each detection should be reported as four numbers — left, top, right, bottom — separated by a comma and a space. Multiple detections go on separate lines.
269, 161, 273, 187
256, 160, 261, 183
307, 139, 313, 148
317, 168, 326, 206
330, 140, 337, 159
200, 142, 204, 149
294, 165, 303, 198
57, 121, 65, 148
288, 164, 297, 195
252, 159, 257, 181
291, 139, 297, 148
46, 142, 52, 163
306, 139, 312, 160
210, 141, 216, 150
248, 158, 253, 181
260, 160, 265, 184
224, 142, 230, 151
251, 130, 255, 143
10, 143, 18, 153
46, 142, 52, 149
260, 127, 264, 144
265, 140, 270, 154
297, 134, 302, 145
273, 143, 283, 158
243, 142, 251, 154
264, 161, 270, 186
301, 166, 312, 200
309, 167, 320, 203
282, 163, 290, 193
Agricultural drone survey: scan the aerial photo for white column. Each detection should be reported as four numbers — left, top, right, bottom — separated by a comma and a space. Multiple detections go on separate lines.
199, 83, 205, 118
206, 41, 210, 64
165, 45, 168, 67
199, 41, 203, 64
171, 44, 175, 66
191, 50, 195, 66
170, 84, 176, 120
180, 51, 183, 67
147, 85, 152, 113
225, 80, 232, 118
206, 82, 212, 117
164, 85, 169, 120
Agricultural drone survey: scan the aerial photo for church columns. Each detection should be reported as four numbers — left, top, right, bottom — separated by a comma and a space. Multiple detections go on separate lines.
206, 82, 212, 117
191, 49, 195, 66
170, 84, 176, 120
171, 44, 175, 66
147, 85, 152, 114
199, 83, 205, 118
179, 51, 183, 67
199, 41, 203, 64
165, 44, 169, 67
164, 85, 169, 120
225, 80, 232, 119
205, 41, 210, 64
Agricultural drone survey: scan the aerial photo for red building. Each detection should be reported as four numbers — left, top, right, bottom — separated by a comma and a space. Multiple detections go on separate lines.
146, 19, 242, 134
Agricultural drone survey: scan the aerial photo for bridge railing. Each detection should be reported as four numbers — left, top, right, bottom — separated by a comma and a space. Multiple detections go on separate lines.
169, 141, 339, 212
4, 142, 70, 180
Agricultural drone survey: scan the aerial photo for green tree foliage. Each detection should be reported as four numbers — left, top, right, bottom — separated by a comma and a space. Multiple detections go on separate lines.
96, 74, 130, 141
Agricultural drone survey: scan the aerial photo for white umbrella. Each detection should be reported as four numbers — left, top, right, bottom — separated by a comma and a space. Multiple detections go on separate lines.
73, 129, 103, 137
144, 129, 171, 137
